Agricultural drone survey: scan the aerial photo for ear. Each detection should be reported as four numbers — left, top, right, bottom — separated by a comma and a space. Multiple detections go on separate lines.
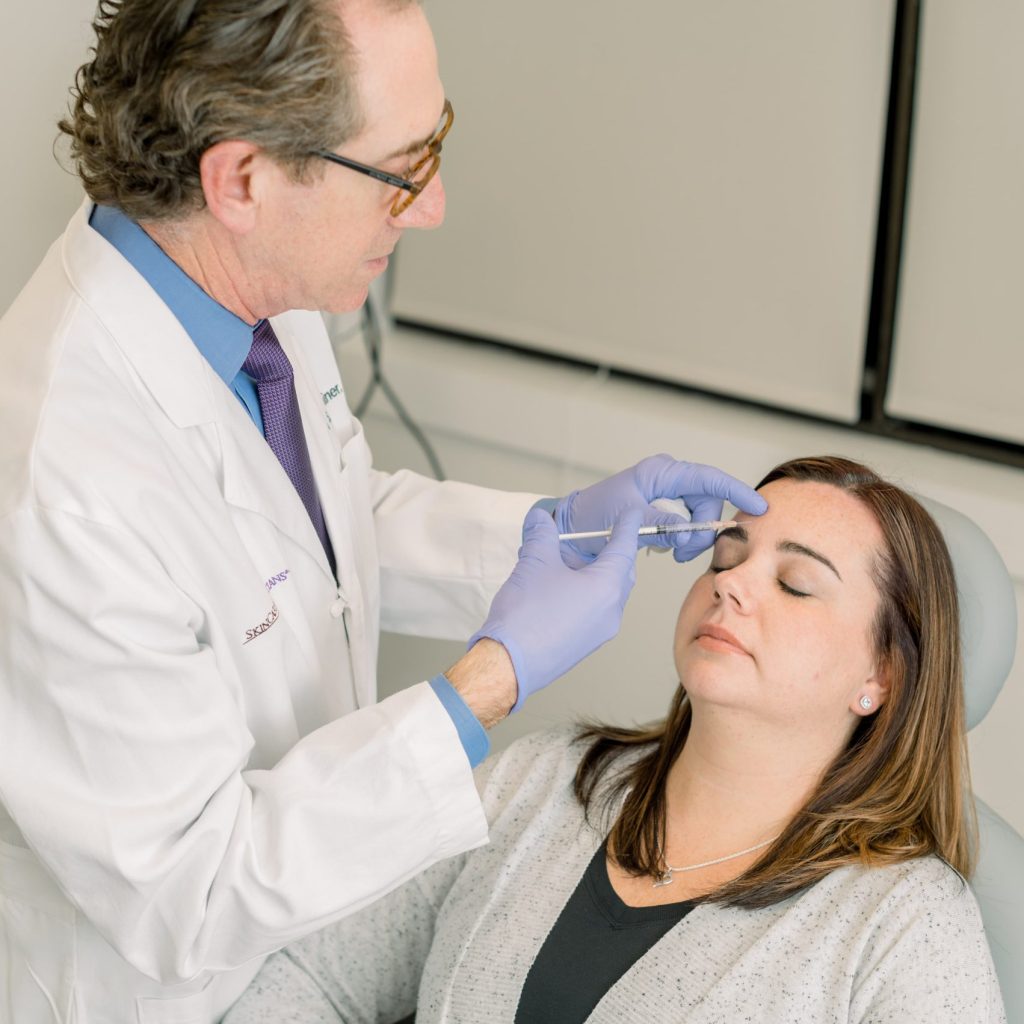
852, 659, 892, 717
199, 140, 265, 235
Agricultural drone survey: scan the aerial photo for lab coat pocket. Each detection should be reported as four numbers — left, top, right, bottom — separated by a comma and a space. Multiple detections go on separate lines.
136, 974, 215, 1024
0, 839, 77, 1022
336, 415, 368, 474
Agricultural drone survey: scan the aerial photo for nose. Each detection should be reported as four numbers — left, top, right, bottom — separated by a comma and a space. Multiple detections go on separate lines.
712, 565, 749, 610
391, 172, 446, 229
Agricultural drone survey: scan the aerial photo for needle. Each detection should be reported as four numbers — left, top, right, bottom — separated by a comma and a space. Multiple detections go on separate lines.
558, 520, 740, 542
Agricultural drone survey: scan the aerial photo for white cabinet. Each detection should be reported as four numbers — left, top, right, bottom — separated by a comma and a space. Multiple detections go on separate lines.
886, 1, 1024, 446
392, 1, 894, 422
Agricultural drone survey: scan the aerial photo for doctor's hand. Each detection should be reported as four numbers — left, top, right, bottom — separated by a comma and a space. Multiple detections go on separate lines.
466, 507, 643, 713
554, 453, 767, 566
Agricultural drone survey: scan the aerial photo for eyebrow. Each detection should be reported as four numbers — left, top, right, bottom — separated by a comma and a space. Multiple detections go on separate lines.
381, 133, 430, 163
778, 541, 843, 581
716, 525, 843, 581
380, 105, 446, 163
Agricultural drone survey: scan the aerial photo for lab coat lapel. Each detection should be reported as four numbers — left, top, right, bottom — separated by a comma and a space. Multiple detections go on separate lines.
214, 383, 336, 583
64, 200, 335, 583
271, 317, 349, 560
213, 390, 335, 692
62, 201, 216, 429
272, 316, 378, 707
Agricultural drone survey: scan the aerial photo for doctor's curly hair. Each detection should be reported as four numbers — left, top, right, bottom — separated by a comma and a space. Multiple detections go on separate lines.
58, 0, 416, 222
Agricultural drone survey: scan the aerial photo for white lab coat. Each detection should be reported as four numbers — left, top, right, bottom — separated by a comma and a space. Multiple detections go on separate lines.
0, 202, 538, 1023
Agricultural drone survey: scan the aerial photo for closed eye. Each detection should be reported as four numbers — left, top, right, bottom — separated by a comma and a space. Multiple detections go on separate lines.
711, 564, 810, 598
778, 580, 810, 598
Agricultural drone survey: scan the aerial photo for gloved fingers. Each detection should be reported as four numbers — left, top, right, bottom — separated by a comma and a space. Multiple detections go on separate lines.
638, 510, 691, 549
520, 505, 561, 556
551, 491, 577, 537
591, 509, 643, 585
660, 462, 767, 516
672, 528, 719, 563
601, 508, 644, 552
666, 498, 728, 563
681, 495, 726, 525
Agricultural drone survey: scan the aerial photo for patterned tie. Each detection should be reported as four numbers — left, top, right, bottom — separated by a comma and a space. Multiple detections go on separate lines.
243, 319, 336, 573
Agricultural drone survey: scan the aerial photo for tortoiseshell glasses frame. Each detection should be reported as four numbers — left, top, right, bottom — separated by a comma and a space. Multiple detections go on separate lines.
313, 99, 453, 216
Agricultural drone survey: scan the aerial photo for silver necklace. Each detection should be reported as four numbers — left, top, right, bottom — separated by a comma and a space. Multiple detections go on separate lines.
653, 835, 779, 888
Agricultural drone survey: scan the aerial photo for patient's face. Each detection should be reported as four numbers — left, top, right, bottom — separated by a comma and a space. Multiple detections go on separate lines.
674, 478, 887, 732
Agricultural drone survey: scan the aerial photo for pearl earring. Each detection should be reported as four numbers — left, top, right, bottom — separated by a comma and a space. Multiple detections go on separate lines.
859, 696, 873, 710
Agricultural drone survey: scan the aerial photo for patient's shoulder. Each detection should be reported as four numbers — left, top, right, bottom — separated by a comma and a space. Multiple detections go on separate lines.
836, 852, 970, 902
473, 725, 653, 832
473, 725, 583, 800
819, 853, 984, 942
831, 857, 1001, 1017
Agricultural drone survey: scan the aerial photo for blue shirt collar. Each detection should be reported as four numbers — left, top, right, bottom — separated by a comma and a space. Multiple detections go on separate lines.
89, 204, 254, 386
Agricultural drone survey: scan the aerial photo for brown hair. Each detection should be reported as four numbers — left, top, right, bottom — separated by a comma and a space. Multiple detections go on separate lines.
575, 455, 976, 908
58, 0, 416, 221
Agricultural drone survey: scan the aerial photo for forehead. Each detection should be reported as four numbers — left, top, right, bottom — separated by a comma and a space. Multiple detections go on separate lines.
735, 478, 886, 578
341, 0, 444, 157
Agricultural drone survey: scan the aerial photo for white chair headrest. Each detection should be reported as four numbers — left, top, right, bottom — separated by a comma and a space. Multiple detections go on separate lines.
918, 498, 1017, 730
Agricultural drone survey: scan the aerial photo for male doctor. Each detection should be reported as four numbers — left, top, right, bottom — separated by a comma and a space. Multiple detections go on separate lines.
0, 0, 766, 1020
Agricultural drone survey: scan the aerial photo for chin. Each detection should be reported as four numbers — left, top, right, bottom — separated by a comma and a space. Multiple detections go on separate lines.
679, 661, 751, 703
322, 289, 370, 315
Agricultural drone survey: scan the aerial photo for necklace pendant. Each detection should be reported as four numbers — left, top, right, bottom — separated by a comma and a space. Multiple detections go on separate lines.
652, 870, 675, 888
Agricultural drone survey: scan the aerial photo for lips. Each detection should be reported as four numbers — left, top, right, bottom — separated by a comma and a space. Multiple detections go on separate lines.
695, 623, 751, 656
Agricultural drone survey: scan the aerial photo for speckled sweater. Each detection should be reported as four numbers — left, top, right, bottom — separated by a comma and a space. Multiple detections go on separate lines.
225, 727, 1006, 1024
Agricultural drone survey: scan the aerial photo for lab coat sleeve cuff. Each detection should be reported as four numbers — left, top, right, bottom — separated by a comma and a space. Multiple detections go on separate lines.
428, 674, 490, 768
373, 681, 490, 860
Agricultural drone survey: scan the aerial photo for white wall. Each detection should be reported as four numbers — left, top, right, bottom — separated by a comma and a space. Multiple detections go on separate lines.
394, 0, 893, 424
886, 1, 1024, 445
332, 323, 1024, 838
0, 0, 96, 315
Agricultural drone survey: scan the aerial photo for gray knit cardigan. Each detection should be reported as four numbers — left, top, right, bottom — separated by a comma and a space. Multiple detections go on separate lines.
225, 726, 1005, 1024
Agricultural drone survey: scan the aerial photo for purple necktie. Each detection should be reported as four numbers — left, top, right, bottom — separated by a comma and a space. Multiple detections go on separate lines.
244, 319, 335, 573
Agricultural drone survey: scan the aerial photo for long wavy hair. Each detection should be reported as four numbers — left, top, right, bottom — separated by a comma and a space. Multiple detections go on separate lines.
58, 0, 417, 221
574, 456, 976, 908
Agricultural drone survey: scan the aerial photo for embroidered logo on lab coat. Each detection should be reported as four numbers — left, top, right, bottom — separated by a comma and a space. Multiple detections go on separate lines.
264, 569, 290, 592
321, 384, 343, 429
243, 603, 279, 645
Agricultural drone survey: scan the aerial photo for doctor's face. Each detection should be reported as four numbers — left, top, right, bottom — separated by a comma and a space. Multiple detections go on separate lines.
673, 479, 888, 742
262, 0, 447, 313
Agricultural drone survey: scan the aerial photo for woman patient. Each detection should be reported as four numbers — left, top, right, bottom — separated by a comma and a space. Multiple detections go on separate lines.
227, 456, 1005, 1023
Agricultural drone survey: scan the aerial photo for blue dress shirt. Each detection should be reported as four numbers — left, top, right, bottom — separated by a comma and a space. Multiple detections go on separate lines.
89, 204, 489, 768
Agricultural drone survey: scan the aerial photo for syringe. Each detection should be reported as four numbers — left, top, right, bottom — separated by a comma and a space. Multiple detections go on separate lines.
558, 520, 740, 542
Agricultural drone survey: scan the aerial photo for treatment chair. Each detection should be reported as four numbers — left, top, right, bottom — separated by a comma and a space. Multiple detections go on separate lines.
396, 499, 1020, 1024
922, 499, 1022, 1024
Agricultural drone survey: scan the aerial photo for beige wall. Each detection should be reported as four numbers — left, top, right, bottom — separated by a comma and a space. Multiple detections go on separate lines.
0, 1, 96, 315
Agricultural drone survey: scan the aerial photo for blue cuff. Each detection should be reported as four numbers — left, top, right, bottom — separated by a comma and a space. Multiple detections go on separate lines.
428, 674, 490, 768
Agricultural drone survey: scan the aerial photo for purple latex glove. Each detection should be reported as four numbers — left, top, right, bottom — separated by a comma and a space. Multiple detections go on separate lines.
555, 453, 768, 566
469, 507, 643, 712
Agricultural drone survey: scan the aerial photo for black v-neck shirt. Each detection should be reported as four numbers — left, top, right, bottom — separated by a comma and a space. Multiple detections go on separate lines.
514, 840, 695, 1024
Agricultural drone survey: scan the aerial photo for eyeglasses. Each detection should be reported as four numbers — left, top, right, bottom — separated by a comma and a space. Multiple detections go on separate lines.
313, 99, 454, 217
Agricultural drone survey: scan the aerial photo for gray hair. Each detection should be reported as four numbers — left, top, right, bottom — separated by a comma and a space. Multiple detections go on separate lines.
59, 0, 410, 221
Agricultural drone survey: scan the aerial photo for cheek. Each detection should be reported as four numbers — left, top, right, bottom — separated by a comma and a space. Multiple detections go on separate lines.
672, 577, 713, 672
765, 611, 873, 707
290, 187, 386, 260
